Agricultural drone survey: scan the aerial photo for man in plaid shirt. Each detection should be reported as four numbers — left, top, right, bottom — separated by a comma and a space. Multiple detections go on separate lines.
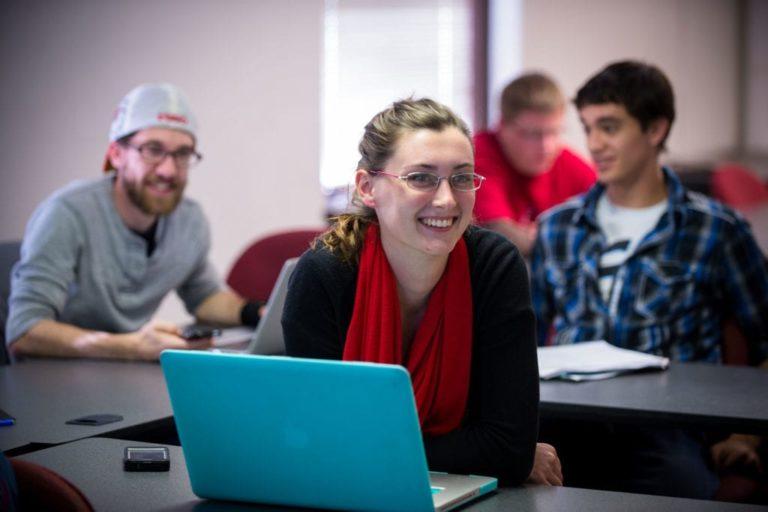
531, 60, 768, 500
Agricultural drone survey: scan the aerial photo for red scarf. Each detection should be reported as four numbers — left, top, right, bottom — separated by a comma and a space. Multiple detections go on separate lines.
343, 224, 473, 435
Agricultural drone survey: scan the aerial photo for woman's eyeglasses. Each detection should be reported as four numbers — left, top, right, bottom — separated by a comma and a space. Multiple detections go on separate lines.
371, 171, 485, 192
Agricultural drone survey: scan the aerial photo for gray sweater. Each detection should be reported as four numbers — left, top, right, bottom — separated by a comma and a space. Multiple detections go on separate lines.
6, 176, 221, 346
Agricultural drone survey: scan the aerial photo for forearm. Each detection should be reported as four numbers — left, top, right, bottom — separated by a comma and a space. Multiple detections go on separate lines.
194, 290, 245, 326
425, 417, 537, 484
428, 232, 540, 483
424, 361, 538, 485
11, 319, 138, 360
425, 318, 539, 484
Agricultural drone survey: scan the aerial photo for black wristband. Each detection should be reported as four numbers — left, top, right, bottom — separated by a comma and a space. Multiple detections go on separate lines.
240, 300, 266, 327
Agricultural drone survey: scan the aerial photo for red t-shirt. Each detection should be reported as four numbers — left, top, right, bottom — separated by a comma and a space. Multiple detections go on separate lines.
473, 130, 596, 224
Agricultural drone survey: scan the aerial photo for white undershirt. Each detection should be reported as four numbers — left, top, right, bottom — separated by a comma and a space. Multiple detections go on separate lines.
595, 194, 668, 302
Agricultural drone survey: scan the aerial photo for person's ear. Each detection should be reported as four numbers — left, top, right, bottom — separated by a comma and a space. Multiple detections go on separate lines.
647, 118, 670, 149
355, 169, 376, 208
106, 141, 127, 170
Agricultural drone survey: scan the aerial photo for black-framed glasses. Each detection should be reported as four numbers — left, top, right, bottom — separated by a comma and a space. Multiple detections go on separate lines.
124, 143, 203, 169
372, 171, 485, 192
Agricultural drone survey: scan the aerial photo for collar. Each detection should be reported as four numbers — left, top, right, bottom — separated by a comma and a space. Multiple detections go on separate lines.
574, 166, 688, 230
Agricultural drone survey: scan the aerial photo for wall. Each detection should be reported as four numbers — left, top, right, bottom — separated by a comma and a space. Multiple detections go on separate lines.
511, 0, 740, 163
487, 0, 523, 127
0, 0, 324, 321
745, 0, 768, 156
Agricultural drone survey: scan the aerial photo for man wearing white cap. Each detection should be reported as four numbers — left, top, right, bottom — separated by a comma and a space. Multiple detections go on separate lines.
6, 83, 259, 360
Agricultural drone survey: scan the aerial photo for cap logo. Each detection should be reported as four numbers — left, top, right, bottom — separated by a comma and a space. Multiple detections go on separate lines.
157, 112, 188, 124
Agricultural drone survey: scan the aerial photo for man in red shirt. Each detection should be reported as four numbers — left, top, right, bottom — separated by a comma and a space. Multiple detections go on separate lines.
475, 73, 596, 256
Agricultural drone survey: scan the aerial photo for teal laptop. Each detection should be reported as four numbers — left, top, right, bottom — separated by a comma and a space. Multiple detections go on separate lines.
160, 351, 497, 511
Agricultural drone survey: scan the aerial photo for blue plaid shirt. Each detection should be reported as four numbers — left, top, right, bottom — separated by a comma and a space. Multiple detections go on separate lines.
531, 167, 768, 363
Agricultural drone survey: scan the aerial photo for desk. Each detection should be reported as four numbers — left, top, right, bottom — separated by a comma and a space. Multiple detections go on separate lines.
540, 362, 768, 435
15, 438, 764, 511
0, 359, 172, 455
4, 358, 766, 454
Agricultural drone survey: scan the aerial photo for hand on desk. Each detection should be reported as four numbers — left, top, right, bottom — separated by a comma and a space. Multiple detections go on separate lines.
526, 442, 563, 486
127, 320, 213, 361
13, 318, 213, 361
711, 434, 764, 474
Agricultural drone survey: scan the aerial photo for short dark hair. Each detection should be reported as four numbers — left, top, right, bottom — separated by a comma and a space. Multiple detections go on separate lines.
575, 60, 675, 149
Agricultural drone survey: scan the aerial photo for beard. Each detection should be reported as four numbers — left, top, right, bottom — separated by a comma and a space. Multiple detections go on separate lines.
125, 176, 185, 216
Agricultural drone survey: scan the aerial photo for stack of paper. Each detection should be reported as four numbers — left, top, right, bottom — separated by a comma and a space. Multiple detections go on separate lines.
537, 340, 670, 382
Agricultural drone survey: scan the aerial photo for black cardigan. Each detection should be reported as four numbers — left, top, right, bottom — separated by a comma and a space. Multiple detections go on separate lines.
281, 226, 539, 485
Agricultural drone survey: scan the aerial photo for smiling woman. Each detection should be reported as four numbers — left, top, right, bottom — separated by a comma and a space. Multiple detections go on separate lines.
281, 98, 540, 486
359, 125, 476, 261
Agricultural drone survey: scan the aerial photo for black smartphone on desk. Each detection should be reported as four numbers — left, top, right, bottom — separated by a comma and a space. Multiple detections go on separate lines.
123, 446, 170, 471
181, 326, 221, 340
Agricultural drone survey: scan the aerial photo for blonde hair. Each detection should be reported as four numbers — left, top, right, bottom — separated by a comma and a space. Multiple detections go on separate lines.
316, 98, 471, 263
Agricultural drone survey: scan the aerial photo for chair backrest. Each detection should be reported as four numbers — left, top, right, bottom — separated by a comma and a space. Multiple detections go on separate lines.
226, 229, 324, 302
10, 458, 94, 512
0, 241, 21, 366
0, 241, 21, 303
721, 317, 750, 366
710, 164, 768, 210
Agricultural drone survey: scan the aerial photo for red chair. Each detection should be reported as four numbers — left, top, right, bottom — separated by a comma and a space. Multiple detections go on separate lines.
226, 228, 325, 302
721, 318, 750, 366
11, 459, 94, 511
711, 164, 768, 210
716, 474, 768, 504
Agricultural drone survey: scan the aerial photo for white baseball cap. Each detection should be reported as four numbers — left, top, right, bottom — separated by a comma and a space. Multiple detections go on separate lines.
104, 83, 197, 170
